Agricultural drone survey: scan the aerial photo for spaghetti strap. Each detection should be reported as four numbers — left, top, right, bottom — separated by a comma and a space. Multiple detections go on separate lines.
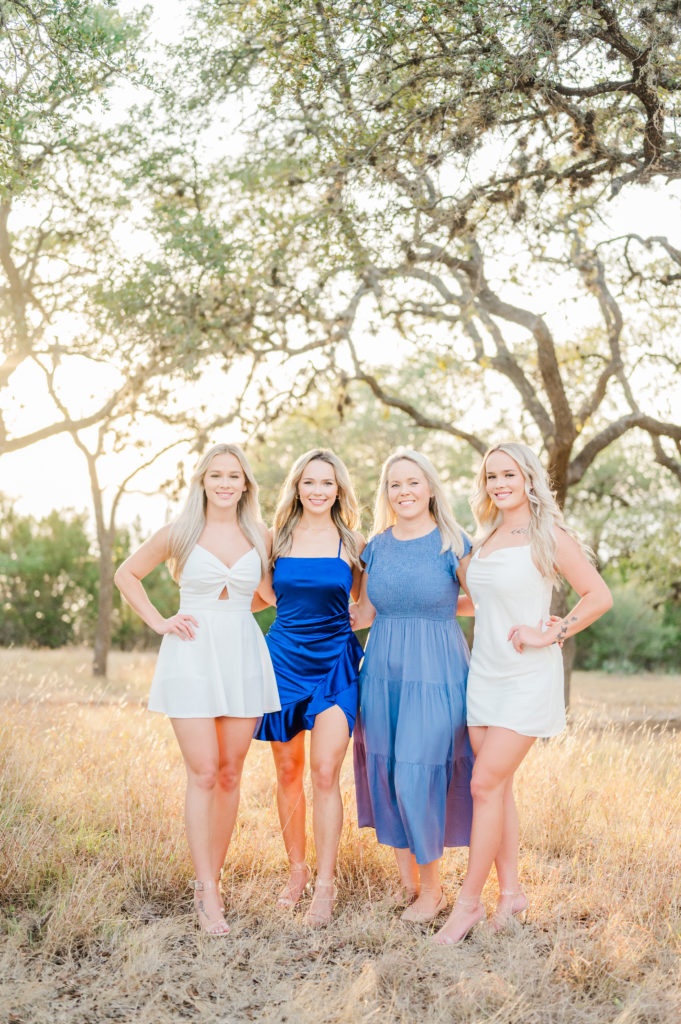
337, 537, 343, 558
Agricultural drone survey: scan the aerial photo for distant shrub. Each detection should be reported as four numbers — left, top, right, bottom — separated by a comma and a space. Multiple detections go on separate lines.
575, 581, 680, 674
0, 502, 98, 648
0, 501, 177, 651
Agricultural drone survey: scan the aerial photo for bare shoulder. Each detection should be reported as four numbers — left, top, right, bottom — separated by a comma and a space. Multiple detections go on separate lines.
146, 523, 174, 555
553, 525, 590, 573
554, 525, 583, 555
117, 522, 173, 578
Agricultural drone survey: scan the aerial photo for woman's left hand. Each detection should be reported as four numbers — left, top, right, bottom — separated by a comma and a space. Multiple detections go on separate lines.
507, 624, 547, 653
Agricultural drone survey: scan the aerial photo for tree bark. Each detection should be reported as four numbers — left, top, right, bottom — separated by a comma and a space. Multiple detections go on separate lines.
551, 583, 575, 707
93, 534, 114, 677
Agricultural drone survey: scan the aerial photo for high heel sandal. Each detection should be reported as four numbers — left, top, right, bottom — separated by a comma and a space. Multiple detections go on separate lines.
305, 878, 336, 928
276, 861, 311, 910
190, 880, 230, 936
431, 895, 486, 946
400, 887, 447, 924
489, 889, 528, 932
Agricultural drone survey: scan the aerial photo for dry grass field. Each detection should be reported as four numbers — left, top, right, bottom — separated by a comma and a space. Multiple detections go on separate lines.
1, 648, 679, 1024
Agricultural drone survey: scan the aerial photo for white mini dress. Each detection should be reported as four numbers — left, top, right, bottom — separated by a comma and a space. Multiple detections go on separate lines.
148, 545, 280, 719
466, 545, 566, 738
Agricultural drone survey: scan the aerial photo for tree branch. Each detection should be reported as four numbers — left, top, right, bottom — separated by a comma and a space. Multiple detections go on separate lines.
569, 414, 681, 484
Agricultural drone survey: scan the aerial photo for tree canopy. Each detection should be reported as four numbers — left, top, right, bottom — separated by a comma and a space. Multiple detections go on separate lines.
168, 0, 681, 502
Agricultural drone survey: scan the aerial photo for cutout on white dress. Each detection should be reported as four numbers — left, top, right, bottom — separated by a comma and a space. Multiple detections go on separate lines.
218, 585, 230, 601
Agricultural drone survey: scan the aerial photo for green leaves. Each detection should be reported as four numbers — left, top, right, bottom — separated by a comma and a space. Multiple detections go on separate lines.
0, 1, 147, 196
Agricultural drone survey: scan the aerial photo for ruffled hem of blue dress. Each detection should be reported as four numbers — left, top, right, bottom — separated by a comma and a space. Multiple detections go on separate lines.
254, 633, 362, 742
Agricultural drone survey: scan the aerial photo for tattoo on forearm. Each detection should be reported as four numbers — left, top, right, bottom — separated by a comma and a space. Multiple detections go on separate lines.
556, 615, 578, 642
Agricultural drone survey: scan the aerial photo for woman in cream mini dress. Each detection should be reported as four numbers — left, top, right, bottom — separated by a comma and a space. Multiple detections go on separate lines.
434, 442, 612, 946
115, 443, 279, 936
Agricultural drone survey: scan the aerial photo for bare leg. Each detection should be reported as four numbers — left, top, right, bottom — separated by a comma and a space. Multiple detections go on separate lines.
307, 704, 351, 924
270, 734, 310, 906
491, 780, 528, 926
495, 779, 520, 890
401, 858, 445, 922
172, 717, 240, 934
433, 726, 534, 944
392, 848, 420, 903
212, 716, 258, 882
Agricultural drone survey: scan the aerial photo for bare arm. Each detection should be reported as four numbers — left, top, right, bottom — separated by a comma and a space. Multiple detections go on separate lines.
509, 530, 612, 653
456, 552, 475, 617
253, 526, 276, 609
114, 525, 198, 640
349, 569, 376, 631
251, 591, 273, 612
350, 532, 367, 603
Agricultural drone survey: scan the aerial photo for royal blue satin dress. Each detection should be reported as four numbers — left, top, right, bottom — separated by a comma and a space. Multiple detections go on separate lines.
254, 539, 363, 742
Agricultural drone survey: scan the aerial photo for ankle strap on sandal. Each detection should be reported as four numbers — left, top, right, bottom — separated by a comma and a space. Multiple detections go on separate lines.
190, 879, 218, 892
455, 894, 483, 908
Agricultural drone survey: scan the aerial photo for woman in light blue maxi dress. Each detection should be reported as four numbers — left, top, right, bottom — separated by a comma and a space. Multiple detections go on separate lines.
351, 449, 474, 923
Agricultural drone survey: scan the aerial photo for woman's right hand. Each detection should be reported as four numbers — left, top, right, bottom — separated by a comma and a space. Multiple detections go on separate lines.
349, 602, 375, 631
159, 613, 199, 640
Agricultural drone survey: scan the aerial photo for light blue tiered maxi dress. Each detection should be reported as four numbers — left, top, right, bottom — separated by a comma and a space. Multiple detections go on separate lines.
353, 527, 474, 865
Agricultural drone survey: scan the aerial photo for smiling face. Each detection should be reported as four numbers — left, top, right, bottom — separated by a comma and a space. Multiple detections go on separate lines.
297, 458, 339, 516
387, 458, 433, 523
484, 450, 529, 514
202, 452, 247, 511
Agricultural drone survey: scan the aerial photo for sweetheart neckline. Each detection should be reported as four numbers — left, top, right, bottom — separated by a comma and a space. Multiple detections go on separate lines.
474, 544, 531, 562
194, 544, 256, 571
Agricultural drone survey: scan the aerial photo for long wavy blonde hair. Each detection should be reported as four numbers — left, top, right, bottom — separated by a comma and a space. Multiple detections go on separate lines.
167, 443, 267, 581
372, 448, 467, 558
271, 448, 362, 568
470, 441, 588, 583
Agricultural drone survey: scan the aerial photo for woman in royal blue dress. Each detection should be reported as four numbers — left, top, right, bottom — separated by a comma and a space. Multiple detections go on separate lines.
254, 448, 365, 925
350, 449, 474, 924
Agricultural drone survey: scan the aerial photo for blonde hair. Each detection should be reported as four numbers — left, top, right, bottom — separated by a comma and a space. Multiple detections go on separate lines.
470, 441, 588, 583
271, 448, 362, 568
167, 443, 267, 581
372, 448, 467, 558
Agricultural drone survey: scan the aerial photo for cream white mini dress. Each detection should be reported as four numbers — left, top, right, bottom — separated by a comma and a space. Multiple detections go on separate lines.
466, 545, 566, 738
148, 545, 280, 719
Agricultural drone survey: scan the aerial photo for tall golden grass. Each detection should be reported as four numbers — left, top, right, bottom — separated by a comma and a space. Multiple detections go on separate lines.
1, 648, 680, 1023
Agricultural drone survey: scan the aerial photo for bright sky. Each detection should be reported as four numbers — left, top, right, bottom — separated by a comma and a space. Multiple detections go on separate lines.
2, 1, 680, 536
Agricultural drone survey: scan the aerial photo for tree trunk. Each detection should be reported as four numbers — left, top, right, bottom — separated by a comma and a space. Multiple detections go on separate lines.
551, 582, 574, 707
93, 534, 114, 677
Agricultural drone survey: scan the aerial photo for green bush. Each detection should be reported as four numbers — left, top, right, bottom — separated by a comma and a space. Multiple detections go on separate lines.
575, 581, 681, 674
0, 501, 98, 648
0, 502, 177, 651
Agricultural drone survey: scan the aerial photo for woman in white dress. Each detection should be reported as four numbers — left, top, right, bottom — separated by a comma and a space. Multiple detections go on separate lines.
433, 442, 612, 945
114, 443, 279, 936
